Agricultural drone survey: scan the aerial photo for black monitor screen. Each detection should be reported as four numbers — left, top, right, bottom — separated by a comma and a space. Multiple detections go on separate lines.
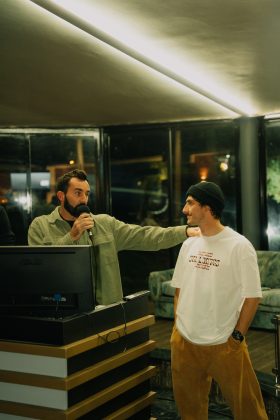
0, 245, 95, 317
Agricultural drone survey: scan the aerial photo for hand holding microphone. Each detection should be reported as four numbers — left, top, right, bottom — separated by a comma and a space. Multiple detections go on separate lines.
70, 205, 94, 240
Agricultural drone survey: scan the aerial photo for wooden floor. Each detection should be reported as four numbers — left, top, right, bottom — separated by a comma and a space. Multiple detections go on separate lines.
150, 318, 276, 375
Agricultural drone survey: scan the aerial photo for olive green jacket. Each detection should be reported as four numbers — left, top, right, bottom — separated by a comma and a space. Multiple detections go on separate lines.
28, 207, 187, 305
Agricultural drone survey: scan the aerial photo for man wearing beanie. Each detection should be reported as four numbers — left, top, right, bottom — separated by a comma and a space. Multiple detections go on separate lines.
170, 181, 268, 420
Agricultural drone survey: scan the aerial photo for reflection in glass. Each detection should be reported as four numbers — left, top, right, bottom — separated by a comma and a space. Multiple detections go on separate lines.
30, 132, 99, 219
172, 122, 238, 230
109, 129, 170, 227
265, 120, 280, 250
108, 128, 173, 296
0, 130, 99, 244
0, 134, 30, 244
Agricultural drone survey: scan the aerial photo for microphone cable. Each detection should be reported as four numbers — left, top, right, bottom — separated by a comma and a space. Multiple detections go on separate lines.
75, 205, 128, 351
75, 205, 98, 306
88, 233, 98, 307
96, 301, 128, 353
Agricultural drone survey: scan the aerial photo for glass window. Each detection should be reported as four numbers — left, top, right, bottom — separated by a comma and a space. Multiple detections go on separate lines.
0, 130, 99, 245
0, 134, 30, 244
264, 119, 280, 250
172, 122, 239, 230
109, 128, 170, 226
107, 127, 173, 295
29, 132, 99, 218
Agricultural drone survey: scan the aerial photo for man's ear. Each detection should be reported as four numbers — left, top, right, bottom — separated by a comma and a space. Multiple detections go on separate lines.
206, 205, 215, 217
202, 204, 211, 214
57, 191, 64, 203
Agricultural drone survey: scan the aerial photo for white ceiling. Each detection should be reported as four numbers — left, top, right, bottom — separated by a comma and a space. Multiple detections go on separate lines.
1, 0, 280, 127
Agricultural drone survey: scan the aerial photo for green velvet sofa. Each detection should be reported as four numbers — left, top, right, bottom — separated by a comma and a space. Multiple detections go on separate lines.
148, 250, 280, 330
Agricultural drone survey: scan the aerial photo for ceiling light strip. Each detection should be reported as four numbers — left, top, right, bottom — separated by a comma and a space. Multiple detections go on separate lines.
30, 0, 245, 116
264, 113, 280, 120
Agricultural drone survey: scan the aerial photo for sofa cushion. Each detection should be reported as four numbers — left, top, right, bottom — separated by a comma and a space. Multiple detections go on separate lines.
154, 299, 174, 319
148, 268, 174, 300
257, 250, 280, 289
162, 281, 175, 297
259, 288, 280, 311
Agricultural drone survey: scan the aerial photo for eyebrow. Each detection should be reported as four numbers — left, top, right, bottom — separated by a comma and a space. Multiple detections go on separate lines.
74, 187, 90, 193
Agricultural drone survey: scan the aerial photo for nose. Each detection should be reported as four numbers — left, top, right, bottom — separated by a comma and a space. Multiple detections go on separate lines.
80, 192, 89, 202
182, 203, 188, 215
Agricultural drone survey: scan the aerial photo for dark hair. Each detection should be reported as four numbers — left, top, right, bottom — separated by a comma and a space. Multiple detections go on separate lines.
56, 169, 88, 193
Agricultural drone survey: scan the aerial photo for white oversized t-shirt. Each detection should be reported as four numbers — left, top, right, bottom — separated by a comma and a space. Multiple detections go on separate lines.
171, 227, 262, 345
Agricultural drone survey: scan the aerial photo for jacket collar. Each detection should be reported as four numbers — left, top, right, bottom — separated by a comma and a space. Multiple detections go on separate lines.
48, 206, 64, 224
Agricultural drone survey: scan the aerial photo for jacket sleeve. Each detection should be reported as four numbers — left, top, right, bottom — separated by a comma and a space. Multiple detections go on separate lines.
111, 217, 187, 251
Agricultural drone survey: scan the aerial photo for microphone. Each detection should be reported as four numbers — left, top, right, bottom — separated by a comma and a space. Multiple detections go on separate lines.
75, 204, 93, 237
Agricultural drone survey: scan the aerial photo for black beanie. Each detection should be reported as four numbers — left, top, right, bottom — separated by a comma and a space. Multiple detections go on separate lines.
186, 181, 225, 214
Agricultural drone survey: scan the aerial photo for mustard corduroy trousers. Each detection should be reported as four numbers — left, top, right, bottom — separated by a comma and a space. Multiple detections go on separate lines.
171, 327, 268, 420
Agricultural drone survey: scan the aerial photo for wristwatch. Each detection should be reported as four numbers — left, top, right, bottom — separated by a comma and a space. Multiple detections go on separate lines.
231, 329, 244, 342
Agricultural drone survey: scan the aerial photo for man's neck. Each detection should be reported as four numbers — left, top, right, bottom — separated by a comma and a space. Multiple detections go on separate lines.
200, 220, 225, 237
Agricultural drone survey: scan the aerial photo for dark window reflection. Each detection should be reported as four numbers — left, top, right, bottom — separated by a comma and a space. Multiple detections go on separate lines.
265, 120, 280, 250
30, 133, 98, 218
110, 129, 170, 226
172, 123, 238, 230
0, 134, 29, 244
0, 131, 99, 244
108, 128, 173, 295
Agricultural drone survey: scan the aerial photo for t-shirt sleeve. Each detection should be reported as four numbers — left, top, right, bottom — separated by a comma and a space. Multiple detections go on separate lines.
238, 241, 263, 298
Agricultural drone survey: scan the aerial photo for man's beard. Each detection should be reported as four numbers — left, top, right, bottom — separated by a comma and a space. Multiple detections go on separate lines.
64, 196, 80, 217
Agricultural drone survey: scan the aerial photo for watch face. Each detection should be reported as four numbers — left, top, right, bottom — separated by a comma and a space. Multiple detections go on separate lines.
232, 330, 244, 342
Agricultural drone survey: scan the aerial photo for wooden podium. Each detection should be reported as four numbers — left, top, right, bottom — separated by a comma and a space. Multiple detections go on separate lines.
0, 297, 156, 419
